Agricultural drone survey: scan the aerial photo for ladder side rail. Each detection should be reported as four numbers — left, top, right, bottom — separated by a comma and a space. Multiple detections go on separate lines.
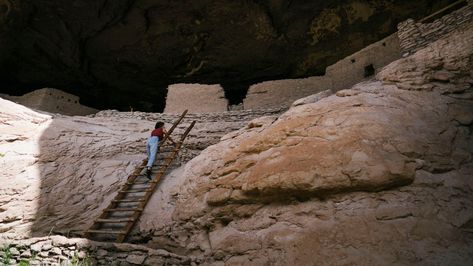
148, 109, 187, 168
161, 109, 188, 144
117, 121, 195, 242
85, 111, 188, 239
419, 0, 467, 23
117, 142, 183, 242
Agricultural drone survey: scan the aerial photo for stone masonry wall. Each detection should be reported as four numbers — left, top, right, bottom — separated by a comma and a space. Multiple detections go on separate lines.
0, 236, 194, 265
166, 3, 472, 112
325, 33, 401, 91
164, 83, 228, 113
243, 76, 332, 110
93, 107, 285, 166
398, 1, 473, 56
243, 33, 400, 110
242, 1, 473, 110
4, 88, 97, 116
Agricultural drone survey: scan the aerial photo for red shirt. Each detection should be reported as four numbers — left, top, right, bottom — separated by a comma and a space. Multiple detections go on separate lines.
151, 128, 164, 138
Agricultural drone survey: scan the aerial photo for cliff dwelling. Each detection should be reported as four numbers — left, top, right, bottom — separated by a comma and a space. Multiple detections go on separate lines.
1, 0, 472, 265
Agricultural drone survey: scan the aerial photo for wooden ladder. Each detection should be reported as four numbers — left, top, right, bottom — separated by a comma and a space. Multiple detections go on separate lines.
84, 110, 195, 242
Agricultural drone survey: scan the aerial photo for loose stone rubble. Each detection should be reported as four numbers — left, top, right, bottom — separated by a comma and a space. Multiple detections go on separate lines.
0, 236, 194, 265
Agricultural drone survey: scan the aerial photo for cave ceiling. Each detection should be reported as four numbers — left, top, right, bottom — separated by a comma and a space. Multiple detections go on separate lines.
0, 0, 457, 111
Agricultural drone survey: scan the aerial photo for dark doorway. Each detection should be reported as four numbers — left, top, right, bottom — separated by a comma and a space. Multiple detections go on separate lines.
364, 64, 375, 78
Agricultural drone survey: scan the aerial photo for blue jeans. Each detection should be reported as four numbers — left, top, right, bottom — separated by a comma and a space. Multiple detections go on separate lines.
146, 136, 160, 168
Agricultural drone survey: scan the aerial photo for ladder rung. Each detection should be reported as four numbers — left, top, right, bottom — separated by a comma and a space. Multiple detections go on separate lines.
151, 167, 168, 172
96, 218, 134, 223
151, 171, 166, 175
128, 180, 158, 185
151, 172, 167, 176
127, 181, 149, 185
86, 230, 126, 235
112, 199, 145, 202
86, 110, 192, 243
105, 208, 144, 212
145, 172, 167, 177
132, 166, 146, 172
134, 170, 165, 177
119, 189, 151, 193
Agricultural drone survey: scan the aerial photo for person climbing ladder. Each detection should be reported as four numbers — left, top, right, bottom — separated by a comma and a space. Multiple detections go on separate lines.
146, 121, 174, 179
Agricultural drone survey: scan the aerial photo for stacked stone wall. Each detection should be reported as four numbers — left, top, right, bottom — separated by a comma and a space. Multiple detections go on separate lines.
0, 236, 194, 265
243, 33, 400, 110
326, 33, 400, 91
243, 76, 332, 110
398, 1, 473, 56
170, 2, 471, 112
3, 88, 97, 116
160, 2, 472, 113
93, 107, 285, 165
164, 83, 228, 113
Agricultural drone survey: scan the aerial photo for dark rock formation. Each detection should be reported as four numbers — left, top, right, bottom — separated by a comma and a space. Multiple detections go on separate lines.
0, 0, 458, 111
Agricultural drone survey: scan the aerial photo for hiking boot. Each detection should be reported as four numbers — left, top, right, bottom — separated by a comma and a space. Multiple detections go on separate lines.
146, 167, 152, 180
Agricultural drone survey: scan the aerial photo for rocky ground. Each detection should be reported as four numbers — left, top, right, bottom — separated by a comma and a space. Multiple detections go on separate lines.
1, 21, 473, 266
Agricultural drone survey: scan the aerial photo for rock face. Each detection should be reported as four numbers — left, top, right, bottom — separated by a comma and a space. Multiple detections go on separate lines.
137, 22, 473, 264
0, 98, 282, 239
0, 0, 457, 111
1, 18, 473, 266
0, 99, 150, 239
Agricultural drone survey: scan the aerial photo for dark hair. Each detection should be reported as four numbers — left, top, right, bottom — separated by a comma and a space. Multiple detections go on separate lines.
155, 121, 164, 129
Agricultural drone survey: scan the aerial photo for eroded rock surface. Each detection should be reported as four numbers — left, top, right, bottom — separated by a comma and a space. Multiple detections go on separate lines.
1, 20, 472, 266
137, 23, 473, 264
0, 99, 282, 239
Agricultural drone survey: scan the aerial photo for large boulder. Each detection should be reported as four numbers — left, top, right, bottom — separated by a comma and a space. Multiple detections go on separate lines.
139, 23, 473, 264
